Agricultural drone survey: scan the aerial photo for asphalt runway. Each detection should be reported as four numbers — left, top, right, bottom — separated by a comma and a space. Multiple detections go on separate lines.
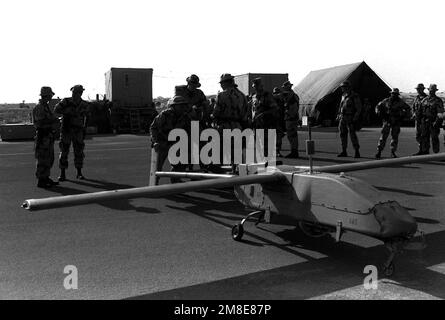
1, 128, 445, 300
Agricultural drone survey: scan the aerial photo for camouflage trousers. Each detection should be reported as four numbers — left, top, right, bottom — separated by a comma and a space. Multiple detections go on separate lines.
339, 118, 360, 150
415, 120, 421, 148
419, 121, 441, 154
35, 133, 55, 179
377, 122, 401, 152
285, 120, 299, 150
59, 128, 85, 169
154, 145, 188, 184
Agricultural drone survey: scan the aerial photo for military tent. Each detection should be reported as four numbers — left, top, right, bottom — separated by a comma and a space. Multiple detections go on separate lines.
293, 61, 392, 126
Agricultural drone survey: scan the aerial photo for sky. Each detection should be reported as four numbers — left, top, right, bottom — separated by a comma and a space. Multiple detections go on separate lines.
1, 0, 444, 103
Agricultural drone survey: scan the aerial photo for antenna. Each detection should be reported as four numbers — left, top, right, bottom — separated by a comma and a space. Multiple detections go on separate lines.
302, 116, 315, 174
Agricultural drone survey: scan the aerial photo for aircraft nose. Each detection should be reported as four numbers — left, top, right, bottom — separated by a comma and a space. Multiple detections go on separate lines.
373, 201, 417, 239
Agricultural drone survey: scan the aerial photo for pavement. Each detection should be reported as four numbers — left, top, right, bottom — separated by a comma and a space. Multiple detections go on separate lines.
1, 128, 445, 300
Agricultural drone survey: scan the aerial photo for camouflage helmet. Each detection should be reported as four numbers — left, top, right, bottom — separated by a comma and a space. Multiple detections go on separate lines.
70, 85, 85, 93
40, 86, 55, 97
282, 80, 293, 89
219, 73, 235, 83
428, 84, 438, 92
415, 83, 425, 90
390, 88, 400, 95
168, 95, 188, 106
339, 80, 351, 88
186, 74, 201, 88
252, 77, 262, 88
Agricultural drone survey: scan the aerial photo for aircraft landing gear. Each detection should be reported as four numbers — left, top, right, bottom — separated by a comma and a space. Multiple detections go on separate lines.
382, 239, 404, 277
231, 210, 264, 241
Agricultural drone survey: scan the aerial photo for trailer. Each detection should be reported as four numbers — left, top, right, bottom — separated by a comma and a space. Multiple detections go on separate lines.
105, 68, 157, 133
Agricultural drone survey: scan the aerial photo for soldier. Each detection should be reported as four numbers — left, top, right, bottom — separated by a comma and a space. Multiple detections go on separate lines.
54, 85, 89, 181
32, 87, 60, 188
212, 73, 248, 131
212, 74, 249, 168
150, 96, 189, 183
336, 81, 362, 158
272, 87, 286, 157
411, 83, 427, 155
185, 74, 209, 125
418, 84, 444, 154
281, 80, 300, 158
375, 89, 410, 158
250, 78, 277, 130
250, 78, 278, 159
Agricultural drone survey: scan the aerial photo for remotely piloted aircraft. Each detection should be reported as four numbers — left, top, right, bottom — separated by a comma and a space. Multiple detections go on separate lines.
22, 135, 445, 276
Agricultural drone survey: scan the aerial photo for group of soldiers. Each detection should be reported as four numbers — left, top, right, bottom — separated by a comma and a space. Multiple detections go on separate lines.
32, 85, 89, 188
150, 74, 301, 175
337, 81, 444, 159
32, 75, 444, 188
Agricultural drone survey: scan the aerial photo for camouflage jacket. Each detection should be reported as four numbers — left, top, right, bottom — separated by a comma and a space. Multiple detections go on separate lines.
375, 97, 410, 123
177, 86, 209, 122
32, 100, 59, 132
273, 93, 286, 125
212, 86, 248, 130
419, 95, 444, 122
251, 90, 277, 128
54, 98, 89, 129
150, 108, 188, 147
338, 91, 362, 121
282, 90, 300, 121
412, 93, 427, 119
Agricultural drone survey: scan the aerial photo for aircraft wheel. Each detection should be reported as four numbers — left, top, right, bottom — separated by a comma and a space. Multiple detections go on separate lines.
232, 224, 244, 241
382, 262, 395, 277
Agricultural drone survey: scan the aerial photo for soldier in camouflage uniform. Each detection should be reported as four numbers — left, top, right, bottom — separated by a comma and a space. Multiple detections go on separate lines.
336, 81, 362, 158
250, 78, 278, 158
375, 89, 411, 158
212, 74, 249, 167
178, 74, 210, 170
32, 87, 60, 188
272, 87, 286, 157
418, 84, 444, 154
282, 81, 300, 158
411, 83, 427, 155
212, 73, 248, 131
150, 96, 189, 183
251, 78, 277, 129
54, 85, 89, 181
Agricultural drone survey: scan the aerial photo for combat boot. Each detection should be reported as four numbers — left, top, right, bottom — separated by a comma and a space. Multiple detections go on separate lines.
37, 178, 51, 188
391, 151, 398, 158
337, 150, 348, 157
58, 169, 66, 182
354, 149, 361, 158
46, 177, 59, 186
285, 149, 299, 159
375, 150, 382, 159
76, 168, 85, 180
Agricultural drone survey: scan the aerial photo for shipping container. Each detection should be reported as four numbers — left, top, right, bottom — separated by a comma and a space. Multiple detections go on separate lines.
234, 73, 289, 96
105, 68, 156, 133
105, 68, 153, 107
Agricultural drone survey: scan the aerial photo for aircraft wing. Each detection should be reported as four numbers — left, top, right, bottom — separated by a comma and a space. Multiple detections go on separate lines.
22, 172, 285, 211
314, 153, 445, 173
